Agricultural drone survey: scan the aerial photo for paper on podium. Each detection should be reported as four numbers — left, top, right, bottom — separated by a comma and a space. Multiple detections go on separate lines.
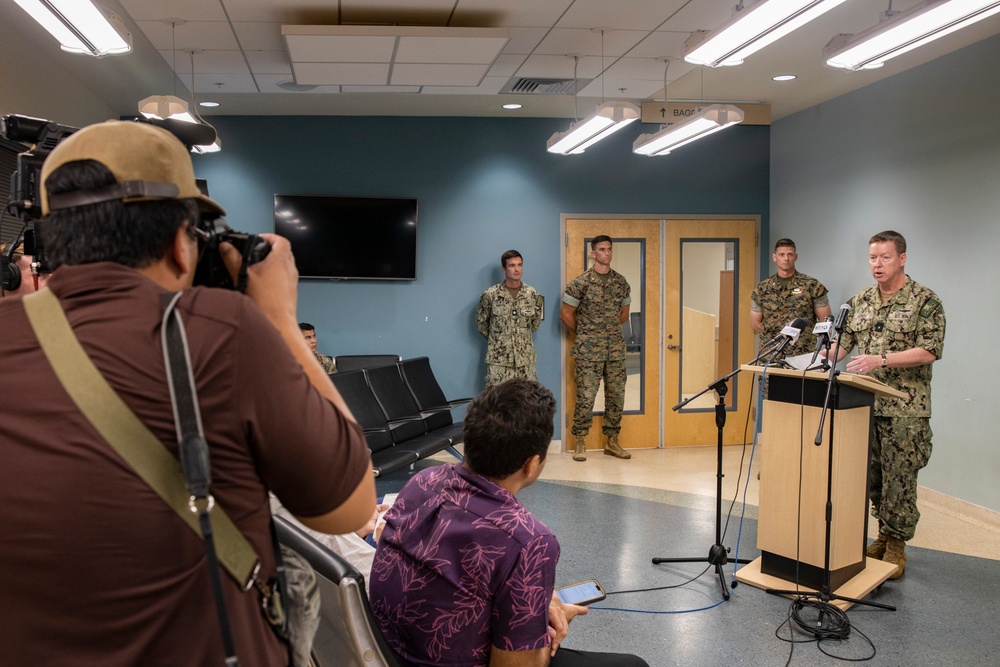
782, 352, 815, 370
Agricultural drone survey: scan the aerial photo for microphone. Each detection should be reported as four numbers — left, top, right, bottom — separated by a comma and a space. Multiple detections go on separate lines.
808, 315, 834, 368
833, 303, 851, 333
763, 317, 809, 360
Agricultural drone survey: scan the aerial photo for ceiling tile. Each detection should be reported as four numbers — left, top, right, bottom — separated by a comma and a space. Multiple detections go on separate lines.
391, 63, 490, 87
556, 0, 691, 31
254, 74, 338, 93
534, 28, 646, 57
232, 22, 286, 51
292, 62, 390, 86
246, 51, 292, 75
283, 30, 396, 63
487, 53, 529, 78
396, 33, 510, 64
452, 0, 573, 27
421, 76, 508, 95
501, 27, 549, 55
341, 85, 421, 94
516, 54, 603, 80
120, 0, 225, 22
139, 19, 239, 51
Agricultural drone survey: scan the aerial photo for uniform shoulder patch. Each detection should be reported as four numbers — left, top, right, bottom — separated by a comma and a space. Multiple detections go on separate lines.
919, 299, 941, 318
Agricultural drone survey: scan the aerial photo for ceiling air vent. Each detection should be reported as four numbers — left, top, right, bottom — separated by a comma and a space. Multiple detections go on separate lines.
500, 77, 591, 95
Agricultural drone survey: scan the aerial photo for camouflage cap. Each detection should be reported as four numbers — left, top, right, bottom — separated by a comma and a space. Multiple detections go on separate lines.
40, 119, 225, 216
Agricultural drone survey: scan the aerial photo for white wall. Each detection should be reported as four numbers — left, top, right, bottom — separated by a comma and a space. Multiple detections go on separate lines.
771, 34, 1000, 512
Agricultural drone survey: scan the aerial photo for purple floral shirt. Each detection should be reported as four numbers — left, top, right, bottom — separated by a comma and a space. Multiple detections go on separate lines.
370, 463, 559, 666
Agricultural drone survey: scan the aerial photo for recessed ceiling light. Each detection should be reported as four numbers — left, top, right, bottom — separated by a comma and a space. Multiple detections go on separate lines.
199, 101, 220, 107
772, 74, 797, 82
502, 103, 522, 110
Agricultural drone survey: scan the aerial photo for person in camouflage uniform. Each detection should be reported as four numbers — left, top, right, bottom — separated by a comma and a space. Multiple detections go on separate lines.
750, 238, 831, 359
833, 230, 945, 580
560, 235, 631, 462
299, 322, 337, 374
476, 249, 542, 388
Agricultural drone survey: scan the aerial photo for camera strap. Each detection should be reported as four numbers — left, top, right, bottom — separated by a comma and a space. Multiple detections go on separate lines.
161, 291, 240, 666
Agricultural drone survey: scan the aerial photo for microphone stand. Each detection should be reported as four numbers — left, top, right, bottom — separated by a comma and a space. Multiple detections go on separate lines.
651, 344, 781, 599
653, 367, 748, 599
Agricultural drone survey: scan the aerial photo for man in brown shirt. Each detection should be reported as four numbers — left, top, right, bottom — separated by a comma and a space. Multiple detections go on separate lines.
0, 120, 375, 666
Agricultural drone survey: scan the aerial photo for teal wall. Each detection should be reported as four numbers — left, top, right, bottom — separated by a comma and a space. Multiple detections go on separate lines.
194, 116, 769, 435
772, 34, 1000, 511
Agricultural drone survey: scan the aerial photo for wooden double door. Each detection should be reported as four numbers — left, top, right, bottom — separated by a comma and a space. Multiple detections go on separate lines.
563, 217, 757, 450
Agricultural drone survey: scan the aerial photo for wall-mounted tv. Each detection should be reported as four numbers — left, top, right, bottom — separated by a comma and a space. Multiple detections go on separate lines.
273, 194, 418, 280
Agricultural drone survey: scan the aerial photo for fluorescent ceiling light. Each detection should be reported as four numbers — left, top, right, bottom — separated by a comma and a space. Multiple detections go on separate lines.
13, 0, 131, 57
824, 0, 1000, 71
547, 102, 641, 155
633, 104, 745, 156
684, 0, 848, 67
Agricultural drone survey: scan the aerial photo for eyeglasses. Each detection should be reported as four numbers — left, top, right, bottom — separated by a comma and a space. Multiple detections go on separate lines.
185, 223, 211, 244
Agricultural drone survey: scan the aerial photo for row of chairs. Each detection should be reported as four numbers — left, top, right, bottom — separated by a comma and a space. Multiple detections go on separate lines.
330, 357, 471, 477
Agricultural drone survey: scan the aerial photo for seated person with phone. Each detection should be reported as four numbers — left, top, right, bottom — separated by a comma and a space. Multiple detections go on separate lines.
370, 378, 649, 667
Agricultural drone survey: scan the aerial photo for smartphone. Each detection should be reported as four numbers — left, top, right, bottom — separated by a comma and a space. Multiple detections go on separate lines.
555, 579, 606, 606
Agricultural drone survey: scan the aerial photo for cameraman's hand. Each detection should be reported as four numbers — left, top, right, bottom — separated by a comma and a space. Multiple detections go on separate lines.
219, 233, 297, 323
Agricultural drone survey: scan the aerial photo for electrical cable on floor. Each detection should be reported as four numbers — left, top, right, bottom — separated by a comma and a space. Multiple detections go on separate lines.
604, 564, 713, 595
590, 565, 728, 615
776, 597, 877, 663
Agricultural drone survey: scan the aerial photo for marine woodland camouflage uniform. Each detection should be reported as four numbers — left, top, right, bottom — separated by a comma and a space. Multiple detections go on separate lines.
563, 268, 631, 437
476, 283, 542, 388
315, 352, 336, 375
751, 271, 829, 357
839, 277, 945, 542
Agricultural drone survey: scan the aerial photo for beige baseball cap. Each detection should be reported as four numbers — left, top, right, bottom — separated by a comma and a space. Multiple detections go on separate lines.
40, 119, 225, 216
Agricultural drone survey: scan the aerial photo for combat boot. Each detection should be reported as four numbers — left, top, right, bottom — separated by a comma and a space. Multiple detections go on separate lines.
604, 436, 631, 459
573, 436, 587, 462
866, 523, 888, 560
884, 537, 906, 580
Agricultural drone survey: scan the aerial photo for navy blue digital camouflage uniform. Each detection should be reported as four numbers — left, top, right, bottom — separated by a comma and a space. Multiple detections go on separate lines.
839, 277, 945, 542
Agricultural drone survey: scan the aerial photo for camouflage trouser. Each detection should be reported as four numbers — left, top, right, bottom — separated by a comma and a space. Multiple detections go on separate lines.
870, 416, 933, 542
572, 358, 626, 437
485, 364, 537, 388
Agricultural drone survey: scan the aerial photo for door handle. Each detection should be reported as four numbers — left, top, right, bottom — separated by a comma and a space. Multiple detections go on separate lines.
667, 344, 681, 351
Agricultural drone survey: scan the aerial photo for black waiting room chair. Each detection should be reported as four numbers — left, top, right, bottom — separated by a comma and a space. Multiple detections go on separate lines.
273, 515, 401, 667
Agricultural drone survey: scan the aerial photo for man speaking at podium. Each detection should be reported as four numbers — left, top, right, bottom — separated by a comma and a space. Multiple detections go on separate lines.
832, 230, 945, 580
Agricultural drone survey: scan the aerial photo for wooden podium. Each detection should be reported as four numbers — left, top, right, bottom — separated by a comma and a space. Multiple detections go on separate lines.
735, 365, 905, 607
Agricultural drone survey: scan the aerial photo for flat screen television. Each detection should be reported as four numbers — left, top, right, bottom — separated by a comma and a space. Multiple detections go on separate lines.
273, 194, 418, 280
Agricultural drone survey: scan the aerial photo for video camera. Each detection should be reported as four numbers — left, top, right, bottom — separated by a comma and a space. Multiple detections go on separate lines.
1, 113, 268, 291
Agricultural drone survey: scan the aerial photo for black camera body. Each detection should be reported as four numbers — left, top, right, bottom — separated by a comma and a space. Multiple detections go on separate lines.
193, 215, 271, 291
1, 114, 268, 292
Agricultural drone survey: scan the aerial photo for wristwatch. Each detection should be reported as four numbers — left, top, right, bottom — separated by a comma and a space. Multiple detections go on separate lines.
881, 353, 888, 368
